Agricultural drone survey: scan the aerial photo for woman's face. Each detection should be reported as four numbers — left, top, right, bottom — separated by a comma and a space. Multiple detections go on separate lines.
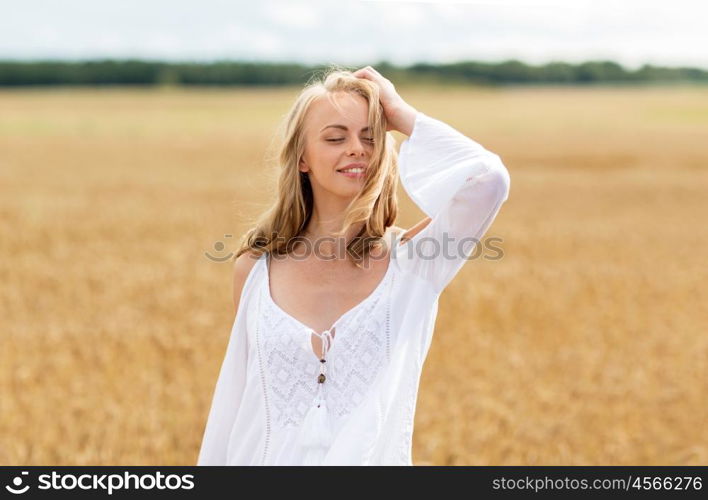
299, 91, 375, 199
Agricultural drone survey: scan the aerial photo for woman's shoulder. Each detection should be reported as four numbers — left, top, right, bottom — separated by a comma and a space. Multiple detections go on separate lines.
387, 225, 406, 240
388, 222, 430, 246
233, 249, 262, 273
232, 250, 264, 311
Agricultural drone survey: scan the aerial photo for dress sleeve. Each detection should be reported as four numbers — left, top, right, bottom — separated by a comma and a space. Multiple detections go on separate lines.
394, 111, 511, 295
196, 285, 251, 465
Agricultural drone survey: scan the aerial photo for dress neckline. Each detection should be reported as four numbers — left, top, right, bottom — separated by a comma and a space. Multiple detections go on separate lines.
262, 232, 400, 337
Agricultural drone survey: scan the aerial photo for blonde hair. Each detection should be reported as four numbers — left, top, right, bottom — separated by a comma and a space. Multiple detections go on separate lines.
234, 65, 400, 268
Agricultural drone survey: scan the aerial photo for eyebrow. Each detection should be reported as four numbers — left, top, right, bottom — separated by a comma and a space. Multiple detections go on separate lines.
320, 124, 371, 132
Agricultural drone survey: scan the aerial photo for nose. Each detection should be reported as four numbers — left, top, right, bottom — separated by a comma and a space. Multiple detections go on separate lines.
347, 137, 368, 157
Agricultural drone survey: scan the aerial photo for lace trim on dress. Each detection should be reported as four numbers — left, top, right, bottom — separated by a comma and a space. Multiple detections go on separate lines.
255, 232, 403, 463
258, 259, 394, 426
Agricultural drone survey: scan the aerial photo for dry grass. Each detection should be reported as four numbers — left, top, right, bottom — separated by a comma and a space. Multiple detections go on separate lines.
1, 84, 706, 465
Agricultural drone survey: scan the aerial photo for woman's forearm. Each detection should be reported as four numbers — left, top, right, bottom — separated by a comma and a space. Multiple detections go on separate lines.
389, 101, 418, 136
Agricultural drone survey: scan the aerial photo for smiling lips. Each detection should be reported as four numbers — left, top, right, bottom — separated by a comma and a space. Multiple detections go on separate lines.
337, 163, 367, 178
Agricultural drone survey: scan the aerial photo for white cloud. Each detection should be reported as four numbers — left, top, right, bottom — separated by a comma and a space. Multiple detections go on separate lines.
0, 0, 706, 68
263, 1, 322, 29
375, 1, 427, 28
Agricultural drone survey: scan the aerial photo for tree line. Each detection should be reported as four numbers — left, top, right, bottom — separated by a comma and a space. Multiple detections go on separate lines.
0, 59, 705, 86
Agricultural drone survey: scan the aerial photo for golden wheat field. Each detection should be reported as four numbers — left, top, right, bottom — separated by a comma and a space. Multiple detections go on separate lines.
1, 84, 706, 465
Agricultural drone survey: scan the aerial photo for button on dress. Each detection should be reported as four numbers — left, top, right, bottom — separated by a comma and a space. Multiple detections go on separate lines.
197, 111, 511, 465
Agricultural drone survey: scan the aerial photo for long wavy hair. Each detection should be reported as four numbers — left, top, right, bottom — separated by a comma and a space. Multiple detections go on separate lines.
233, 65, 400, 268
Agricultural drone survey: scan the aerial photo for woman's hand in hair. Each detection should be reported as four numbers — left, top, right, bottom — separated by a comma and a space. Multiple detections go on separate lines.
352, 66, 417, 136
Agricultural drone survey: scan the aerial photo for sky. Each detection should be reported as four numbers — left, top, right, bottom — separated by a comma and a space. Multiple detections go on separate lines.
2, 0, 707, 70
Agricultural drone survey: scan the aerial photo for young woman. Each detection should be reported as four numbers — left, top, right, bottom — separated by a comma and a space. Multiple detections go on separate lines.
197, 66, 511, 465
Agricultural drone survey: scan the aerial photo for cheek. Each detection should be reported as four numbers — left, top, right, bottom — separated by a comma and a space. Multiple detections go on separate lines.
312, 145, 340, 169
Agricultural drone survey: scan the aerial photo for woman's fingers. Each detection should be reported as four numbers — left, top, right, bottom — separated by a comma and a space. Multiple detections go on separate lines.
353, 66, 380, 79
352, 66, 403, 132
352, 68, 371, 80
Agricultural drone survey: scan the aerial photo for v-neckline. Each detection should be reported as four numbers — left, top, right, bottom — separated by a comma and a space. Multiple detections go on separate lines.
262, 234, 399, 338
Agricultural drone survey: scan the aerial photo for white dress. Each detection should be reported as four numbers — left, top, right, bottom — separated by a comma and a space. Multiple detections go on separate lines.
197, 111, 511, 465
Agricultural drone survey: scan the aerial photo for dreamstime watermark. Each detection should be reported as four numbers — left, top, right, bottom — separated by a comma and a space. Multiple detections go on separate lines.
204, 232, 505, 268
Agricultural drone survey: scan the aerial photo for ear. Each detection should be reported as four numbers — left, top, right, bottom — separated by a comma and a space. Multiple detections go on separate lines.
299, 157, 309, 173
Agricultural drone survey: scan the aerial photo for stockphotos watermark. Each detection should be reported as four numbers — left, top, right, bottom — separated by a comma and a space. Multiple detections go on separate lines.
4, 470, 194, 495
204, 232, 505, 266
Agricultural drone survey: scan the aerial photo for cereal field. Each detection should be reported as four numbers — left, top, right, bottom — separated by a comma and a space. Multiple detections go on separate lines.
1, 84, 706, 465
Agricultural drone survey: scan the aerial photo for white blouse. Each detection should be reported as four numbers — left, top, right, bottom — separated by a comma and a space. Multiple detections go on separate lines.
197, 111, 511, 465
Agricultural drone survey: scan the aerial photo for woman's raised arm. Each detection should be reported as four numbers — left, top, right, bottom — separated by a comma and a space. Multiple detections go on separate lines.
394, 111, 511, 295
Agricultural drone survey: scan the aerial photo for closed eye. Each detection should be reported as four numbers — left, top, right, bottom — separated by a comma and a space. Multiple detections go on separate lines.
326, 138, 375, 143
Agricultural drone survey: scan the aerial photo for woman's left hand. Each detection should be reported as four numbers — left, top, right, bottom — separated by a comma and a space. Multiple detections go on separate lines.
352, 66, 417, 135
